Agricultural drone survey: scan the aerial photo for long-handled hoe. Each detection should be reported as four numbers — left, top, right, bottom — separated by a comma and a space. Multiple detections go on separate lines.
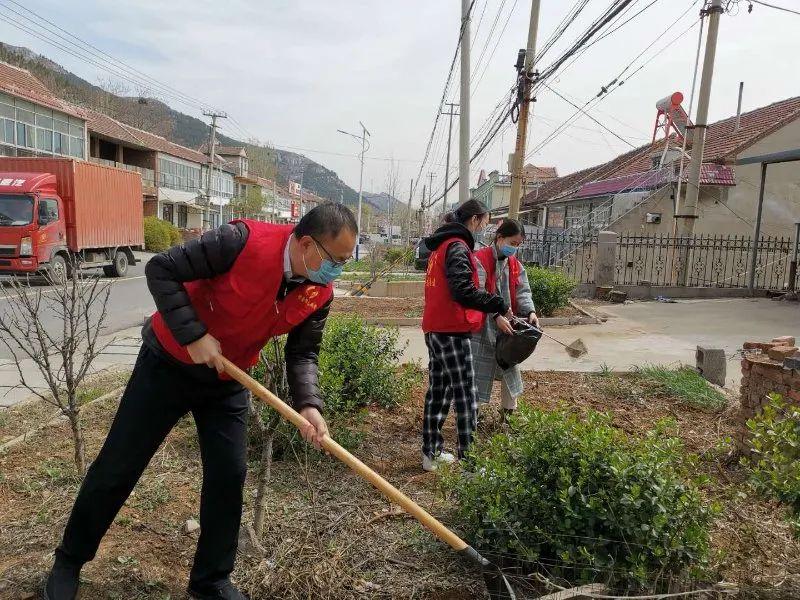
221, 357, 517, 600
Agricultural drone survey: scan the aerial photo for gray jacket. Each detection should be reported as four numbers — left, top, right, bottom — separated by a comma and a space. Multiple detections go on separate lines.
470, 245, 536, 403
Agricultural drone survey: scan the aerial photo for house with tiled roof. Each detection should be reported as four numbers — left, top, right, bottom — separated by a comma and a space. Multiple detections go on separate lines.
521, 96, 800, 238
472, 163, 558, 213
86, 109, 236, 233
0, 60, 87, 161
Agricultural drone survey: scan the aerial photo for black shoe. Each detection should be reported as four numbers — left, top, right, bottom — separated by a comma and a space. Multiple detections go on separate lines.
188, 581, 250, 600
43, 559, 81, 600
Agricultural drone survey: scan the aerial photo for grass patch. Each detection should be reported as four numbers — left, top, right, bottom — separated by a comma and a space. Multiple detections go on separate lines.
635, 364, 728, 411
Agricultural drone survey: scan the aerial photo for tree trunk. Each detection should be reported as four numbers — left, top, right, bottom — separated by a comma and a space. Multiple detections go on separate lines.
68, 411, 86, 476
252, 416, 279, 537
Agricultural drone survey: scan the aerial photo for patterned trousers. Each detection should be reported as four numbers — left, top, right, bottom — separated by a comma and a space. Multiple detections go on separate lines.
422, 332, 479, 459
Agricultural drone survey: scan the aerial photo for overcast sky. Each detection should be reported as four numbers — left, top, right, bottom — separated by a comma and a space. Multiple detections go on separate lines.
2, 0, 797, 205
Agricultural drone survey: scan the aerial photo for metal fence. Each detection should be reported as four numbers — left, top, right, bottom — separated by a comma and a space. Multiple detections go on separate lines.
615, 233, 797, 289
519, 231, 597, 284
519, 230, 799, 291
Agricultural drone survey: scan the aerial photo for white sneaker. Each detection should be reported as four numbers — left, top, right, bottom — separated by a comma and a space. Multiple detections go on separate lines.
422, 451, 457, 472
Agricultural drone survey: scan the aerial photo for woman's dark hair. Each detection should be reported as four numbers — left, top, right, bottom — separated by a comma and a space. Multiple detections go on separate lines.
444, 199, 489, 224
495, 218, 525, 240
295, 201, 358, 239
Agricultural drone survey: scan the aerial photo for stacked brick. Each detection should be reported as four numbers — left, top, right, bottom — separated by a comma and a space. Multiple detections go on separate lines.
736, 336, 800, 450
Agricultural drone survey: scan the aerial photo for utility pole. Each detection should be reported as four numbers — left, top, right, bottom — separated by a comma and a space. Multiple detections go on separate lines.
203, 111, 227, 230
442, 103, 459, 216
428, 171, 436, 214
676, 0, 723, 284
508, 0, 541, 220
271, 178, 277, 223
459, 0, 471, 205
337, 122, 370, 259
405, 178, 413, 246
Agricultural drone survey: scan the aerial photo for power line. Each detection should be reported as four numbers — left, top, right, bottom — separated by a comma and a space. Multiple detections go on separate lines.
0, 1, 218, 113
748, 0, 800, 16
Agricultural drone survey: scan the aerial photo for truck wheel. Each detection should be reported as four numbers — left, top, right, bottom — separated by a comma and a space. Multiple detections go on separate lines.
109, 251, 129, 278
48, 255, 68, 284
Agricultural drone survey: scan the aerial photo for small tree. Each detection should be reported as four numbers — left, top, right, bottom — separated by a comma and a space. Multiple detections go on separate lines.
230, 186, 266, 220
250, 338, 289, 537
0, 264, 112, 474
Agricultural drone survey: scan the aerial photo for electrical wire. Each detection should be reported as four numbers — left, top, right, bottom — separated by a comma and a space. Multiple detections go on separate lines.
748, 0, 800, 16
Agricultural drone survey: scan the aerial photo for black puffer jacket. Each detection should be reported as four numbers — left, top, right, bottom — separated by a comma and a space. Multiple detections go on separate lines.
143, 222, 330, 413
423, 222, 508, 319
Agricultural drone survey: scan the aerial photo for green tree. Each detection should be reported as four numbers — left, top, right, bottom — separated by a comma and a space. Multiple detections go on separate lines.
229, 185, 266, 219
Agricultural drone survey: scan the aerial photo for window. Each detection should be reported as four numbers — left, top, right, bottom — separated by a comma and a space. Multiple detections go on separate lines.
36, 128, 52, 152
16, 108, 34, 124
177, 204, 188, 228
68, 136, 84, 158
54, 119, 69, 134
0, 103, 13, 119
162, 203, 174, 224
53, 132, 63, 155
35, 114, 53, 128
37, 198, 59, 225
2, 119, 13, 144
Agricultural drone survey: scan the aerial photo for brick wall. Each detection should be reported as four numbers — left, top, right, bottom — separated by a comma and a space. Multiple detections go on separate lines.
143, 199, 157, 218
736, 336, 800, 449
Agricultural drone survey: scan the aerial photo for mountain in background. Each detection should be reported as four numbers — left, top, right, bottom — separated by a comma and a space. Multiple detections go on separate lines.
0, 42, 402, 212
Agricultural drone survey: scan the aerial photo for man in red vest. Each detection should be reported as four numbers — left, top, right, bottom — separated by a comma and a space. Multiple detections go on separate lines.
45, 203, 357, 600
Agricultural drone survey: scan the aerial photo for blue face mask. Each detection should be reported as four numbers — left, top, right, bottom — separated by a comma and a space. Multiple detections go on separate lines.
306, 259, 343, 285
304, 239, 345, 284
499, 244, 518, 258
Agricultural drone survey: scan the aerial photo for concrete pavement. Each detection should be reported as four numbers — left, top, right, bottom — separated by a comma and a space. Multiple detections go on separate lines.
400, 298, 800, 392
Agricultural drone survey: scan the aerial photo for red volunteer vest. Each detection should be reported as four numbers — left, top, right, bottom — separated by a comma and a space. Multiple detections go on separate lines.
422, 237, 484, 334
151, 220, 333, 374
475, 246, 521, 315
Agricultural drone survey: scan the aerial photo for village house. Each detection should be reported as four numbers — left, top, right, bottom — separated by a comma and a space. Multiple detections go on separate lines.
520, 95, 800, 239
471, 163, 558, 214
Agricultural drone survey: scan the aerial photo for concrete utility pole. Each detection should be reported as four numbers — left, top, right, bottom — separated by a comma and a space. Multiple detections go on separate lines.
678, 0, 723, 238
337, 122, 370, 259
405, 178, 413, 246
203, 111, 227, 230
459, 0, 471, 205
508, 0, 541, 220
428, 171, 436, 216
271, 178, 277, 223
676, 0, 723, 285
442, 103, 459, 216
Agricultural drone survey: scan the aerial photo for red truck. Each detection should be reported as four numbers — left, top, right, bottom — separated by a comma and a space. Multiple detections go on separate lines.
0, 158, 144, 280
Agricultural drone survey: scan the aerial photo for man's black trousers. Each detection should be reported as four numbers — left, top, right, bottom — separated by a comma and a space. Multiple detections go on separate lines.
56, 344, 249, 592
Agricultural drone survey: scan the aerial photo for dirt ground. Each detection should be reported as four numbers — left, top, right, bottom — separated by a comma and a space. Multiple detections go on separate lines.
330, 297, 583, 321
1, 370, 798, 599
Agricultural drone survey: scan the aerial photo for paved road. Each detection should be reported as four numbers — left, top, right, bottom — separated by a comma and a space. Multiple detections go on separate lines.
0, 254, 155, 360
399, 298, 800, 392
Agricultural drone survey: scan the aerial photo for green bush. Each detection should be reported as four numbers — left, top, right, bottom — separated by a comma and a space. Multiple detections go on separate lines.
251, 315, 419, 458
319, 314, 418, 414
744, 394, 800, 526
443, 407, 713, 588
525, 266, 576, 316
143, 217, 181, 252
384, 246, 413, 266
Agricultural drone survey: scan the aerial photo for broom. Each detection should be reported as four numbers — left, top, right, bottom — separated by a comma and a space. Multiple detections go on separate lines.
220, 356, 518, 600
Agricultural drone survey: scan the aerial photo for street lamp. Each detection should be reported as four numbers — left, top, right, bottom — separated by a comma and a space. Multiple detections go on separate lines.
337, 122, 370, 260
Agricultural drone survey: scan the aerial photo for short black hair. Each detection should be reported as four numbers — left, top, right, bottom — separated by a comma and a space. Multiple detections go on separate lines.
495, 218, 525, 240
294, 201, 358, 239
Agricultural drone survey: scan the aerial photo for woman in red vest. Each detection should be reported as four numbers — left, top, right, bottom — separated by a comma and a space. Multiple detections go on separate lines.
472, 219, 539, 420
420, 200, 512, 472
45, 203, 357, 600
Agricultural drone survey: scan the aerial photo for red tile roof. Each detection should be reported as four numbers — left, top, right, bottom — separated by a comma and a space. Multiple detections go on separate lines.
86, 108, 210, 165
574, 164, 736, 199
0, 61, 84, 118
523, 164, 558, 180
522, 96, 800, 208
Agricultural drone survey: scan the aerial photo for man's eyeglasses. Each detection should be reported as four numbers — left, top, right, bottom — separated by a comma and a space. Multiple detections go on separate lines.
311, 237, 351, 267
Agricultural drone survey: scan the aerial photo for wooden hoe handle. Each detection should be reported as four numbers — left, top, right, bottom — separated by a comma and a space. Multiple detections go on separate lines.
220, 356, 469, 552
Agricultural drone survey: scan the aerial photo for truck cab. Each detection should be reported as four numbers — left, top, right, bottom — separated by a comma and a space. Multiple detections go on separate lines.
0, 173, 68, 279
